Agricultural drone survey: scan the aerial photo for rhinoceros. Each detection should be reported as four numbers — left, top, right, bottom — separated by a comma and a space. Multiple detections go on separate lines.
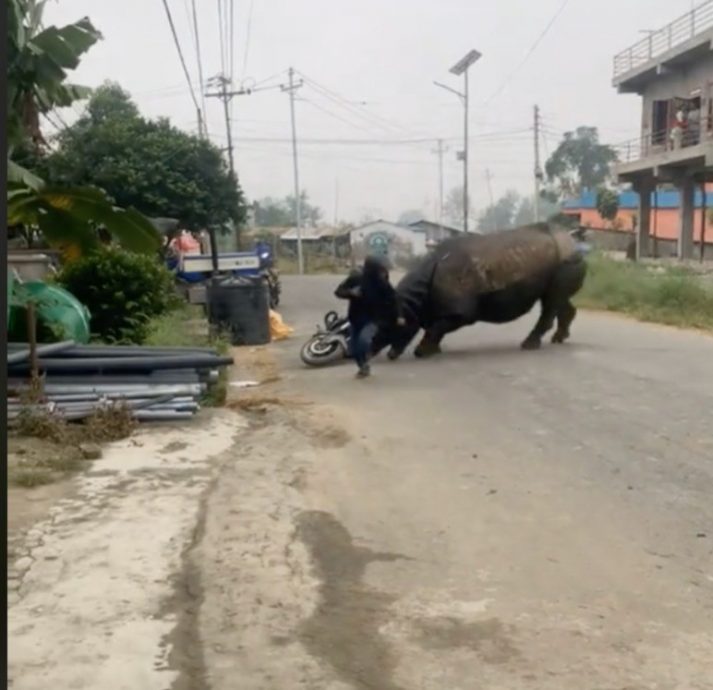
373, 223, 588, 358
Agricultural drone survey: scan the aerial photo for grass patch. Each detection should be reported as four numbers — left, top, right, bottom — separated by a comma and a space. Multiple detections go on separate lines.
144, 304, 211, 347
144, 304, 230, 407
8, 404, 137, 488
577, 254, 713, 331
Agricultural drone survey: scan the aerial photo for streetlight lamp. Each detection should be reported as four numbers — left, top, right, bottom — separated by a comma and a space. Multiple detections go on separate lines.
434, 48, 481, 233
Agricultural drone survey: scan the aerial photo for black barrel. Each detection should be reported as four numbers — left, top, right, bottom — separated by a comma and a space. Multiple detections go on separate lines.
207, 277, 270, 346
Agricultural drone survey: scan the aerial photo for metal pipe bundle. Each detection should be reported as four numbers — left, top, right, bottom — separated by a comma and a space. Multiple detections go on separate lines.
7, 341, 233, 423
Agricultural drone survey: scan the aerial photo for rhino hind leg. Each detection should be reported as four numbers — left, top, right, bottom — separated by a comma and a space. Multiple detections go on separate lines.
551, 302, 577, 344
524, 258, 586, 350
521, 298, 558, 350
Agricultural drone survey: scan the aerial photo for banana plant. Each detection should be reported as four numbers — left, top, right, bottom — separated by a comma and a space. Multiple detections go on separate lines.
7, 0, 160, 255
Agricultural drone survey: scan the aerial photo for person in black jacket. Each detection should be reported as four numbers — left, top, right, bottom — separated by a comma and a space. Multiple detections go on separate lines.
335, 255, 404, 378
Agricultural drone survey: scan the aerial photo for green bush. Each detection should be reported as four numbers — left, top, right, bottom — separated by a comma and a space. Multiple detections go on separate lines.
57, 248, 177, 343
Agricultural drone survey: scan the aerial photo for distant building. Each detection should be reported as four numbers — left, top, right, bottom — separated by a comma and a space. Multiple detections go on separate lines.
563, 188, 713, 255
612, 1, 713, 258
349, 220, 427, 265
279, 225, 351, 258
407, 220, 464, 248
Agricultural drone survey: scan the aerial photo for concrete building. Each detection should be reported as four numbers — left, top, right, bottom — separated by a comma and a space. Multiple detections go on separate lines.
612, 1, 713, 259
563, 188, 713, 257
406, 220, 464, 248
349, 220, 428, 265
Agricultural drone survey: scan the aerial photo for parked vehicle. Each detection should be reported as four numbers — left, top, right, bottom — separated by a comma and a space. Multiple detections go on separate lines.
300, 310, 351, 367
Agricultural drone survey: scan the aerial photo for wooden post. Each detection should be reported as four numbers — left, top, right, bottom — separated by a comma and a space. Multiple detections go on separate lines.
26, 301, 41, 399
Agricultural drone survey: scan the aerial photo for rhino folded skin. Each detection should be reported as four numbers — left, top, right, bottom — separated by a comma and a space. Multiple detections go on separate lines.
433, 226, 577, 298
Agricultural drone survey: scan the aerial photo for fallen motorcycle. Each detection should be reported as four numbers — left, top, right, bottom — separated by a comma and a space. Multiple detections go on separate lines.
300, 311, 351, 367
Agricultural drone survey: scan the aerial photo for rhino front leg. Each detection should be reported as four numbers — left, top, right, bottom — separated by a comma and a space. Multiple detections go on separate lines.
414, 316, 464, 358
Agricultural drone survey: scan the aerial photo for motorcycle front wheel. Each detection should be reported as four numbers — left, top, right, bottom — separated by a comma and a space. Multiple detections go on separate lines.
300, 335, 347, 367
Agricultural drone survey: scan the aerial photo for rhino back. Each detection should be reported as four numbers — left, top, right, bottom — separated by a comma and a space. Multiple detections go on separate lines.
432, 225, 577, 301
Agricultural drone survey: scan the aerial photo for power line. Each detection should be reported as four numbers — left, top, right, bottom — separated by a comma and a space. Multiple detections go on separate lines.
209, 128, 532, 145
182, 0, 197, 54
242, 0, 256, 76
160, 0, 203, 122
485, 0, 573, 105
252, 70, 286, 88
191, 0, 209, 137
298, 97, 378, 134
298, 72, 412, 136
217, 0, 227, 78
228, 0, 235, 122
229, 0, 235, 82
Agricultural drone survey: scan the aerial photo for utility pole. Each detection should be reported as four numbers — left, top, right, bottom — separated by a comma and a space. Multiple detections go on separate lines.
197, 108, 206, 140
432, 139, 447, 235
281, 67, 305, 274
485, 168, 494, 206
533, 104, 542, 222
333, 177, 340, 227
485, 168, 495, 233
206, 77, 283, 170
205, 74, 253, 176
219, 76, 235, 176
463, 69, 470, 233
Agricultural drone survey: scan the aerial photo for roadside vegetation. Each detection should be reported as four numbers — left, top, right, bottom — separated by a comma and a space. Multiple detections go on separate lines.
577, 253, 713, 332
8, 404, 136, 488
144, 304, 230, 407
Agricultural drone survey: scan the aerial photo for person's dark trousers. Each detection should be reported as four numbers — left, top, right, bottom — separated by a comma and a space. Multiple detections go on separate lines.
351, 320, 377, 370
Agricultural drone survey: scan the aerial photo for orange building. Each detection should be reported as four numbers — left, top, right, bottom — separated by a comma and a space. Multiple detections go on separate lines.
562, 187, 713, 245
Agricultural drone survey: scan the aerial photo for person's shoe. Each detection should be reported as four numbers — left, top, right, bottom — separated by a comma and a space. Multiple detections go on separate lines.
356, 364, 371, 379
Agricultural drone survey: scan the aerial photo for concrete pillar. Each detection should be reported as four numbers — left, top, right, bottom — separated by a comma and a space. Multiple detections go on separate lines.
677, 177, 695, 260
633, 179, 653, 260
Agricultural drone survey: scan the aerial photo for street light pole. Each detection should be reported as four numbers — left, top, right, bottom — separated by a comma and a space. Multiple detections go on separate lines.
435, 49, 481, 233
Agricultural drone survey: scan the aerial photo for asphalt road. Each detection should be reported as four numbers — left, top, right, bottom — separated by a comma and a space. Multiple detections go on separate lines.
198, 274, 713, 690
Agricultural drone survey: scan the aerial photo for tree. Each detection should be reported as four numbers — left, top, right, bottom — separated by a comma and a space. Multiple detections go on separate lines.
397, 209, 425, 226
7, 0, 160, 257
253, 197, 291, 226
44, 83, 246, 230
477, 190, 521, 233
444, 186, 475, 231
512, 196, 561, 226
513, 197, 535, 227
543, 126, 618, 200
596, 188, 620, 223
285, 191, 323, 227
254, 191, 323, 227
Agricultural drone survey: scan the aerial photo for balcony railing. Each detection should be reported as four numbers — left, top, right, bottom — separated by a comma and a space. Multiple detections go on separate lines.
612, 114, 712, 164
613, 0, 713, 80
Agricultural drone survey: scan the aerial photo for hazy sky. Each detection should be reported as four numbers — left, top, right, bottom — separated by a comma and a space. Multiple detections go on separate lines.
46, 0, 694, 224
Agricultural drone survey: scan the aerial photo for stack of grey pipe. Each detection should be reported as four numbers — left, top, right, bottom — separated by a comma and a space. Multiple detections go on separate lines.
7, 341, 234, 423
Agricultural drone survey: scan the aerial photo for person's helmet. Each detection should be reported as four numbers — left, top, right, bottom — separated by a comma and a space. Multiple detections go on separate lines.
364, 253, 392, 272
